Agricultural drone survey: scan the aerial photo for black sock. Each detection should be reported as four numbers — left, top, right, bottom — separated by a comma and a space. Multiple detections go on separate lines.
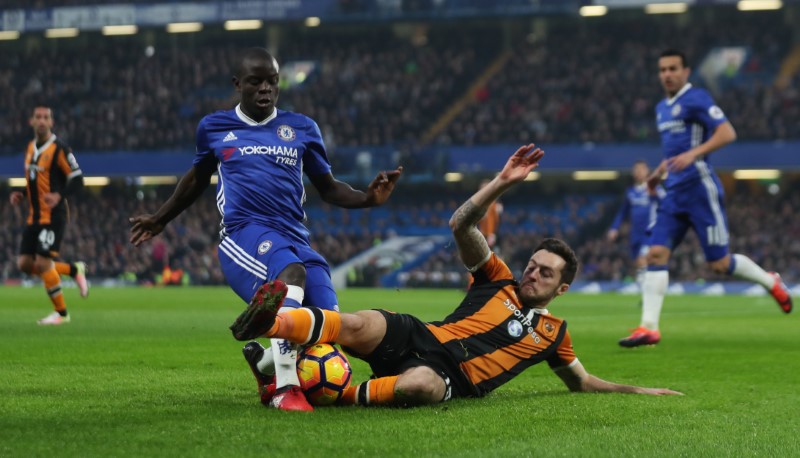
58, 309, 68, 317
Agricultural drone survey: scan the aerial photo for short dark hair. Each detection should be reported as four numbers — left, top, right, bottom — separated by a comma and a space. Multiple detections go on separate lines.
235, 47, 276, 78
534, 238, 578, 285
31, 105, 52, 115
660, 49, 688, 68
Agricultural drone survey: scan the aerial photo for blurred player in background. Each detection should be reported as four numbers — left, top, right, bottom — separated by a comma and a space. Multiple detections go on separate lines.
606, 160, 663, 294
466, 178, 502, 289
129, 48, 402, 411
9, 106, 89, 325
619, 50, 793, 348
233, 145, 682, 406
479, 178, 503, 251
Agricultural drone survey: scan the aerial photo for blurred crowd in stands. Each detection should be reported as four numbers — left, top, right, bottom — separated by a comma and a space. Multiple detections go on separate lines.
0, 27, 496, 156
5, 0, 216, 7
1, 10, 798, 157
2, 7, 799, 290
2, 179, 798, 288
283, 29, 497, 149
443, 15, 799, 145
405, 181, 800, 288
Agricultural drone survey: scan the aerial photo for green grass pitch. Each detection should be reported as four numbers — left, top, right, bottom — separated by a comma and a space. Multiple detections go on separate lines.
1, 286, 798, 457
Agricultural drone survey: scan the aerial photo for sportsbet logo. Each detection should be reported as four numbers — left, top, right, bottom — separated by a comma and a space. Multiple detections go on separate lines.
504, 299, 541, 343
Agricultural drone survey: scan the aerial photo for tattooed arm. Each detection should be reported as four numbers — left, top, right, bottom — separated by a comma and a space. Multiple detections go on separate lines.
449, 199, 493, 269
448, 144, 544, 269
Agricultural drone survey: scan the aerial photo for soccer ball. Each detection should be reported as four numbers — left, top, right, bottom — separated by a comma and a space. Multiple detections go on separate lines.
296, 344, 352, 406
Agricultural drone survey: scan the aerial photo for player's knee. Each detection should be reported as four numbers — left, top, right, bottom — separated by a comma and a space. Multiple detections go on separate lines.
17, 257, 34, 274
33, 256, 52, 274
342, 311, 368, 334
646, 247, 670, 265
395, 366, 446, 405
339, 311, 385, 356
277, 263, 306, 287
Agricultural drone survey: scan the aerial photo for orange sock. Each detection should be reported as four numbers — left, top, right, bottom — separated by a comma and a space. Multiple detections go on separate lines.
340, 376, 398, 406
54, 262, 74, 277
40, 267, 67, 314
30, 262, 73, 277
266, 307, 341, 345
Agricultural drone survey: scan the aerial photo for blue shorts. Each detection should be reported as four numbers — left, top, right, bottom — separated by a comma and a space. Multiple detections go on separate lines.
648, 175, 729, 262
629, 239, 649, 260
217, 224, 338, 311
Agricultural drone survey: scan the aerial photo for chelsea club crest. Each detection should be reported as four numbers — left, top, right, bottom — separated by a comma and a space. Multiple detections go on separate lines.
258, 240, 272, 255
277, 125, 296, 142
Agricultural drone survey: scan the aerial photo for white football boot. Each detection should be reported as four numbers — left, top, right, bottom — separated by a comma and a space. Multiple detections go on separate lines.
37, 311, 70, 325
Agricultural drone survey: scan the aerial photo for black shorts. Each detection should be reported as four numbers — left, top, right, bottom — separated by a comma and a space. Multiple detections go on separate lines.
19, 223, 66, 257
346, 309, 480, 399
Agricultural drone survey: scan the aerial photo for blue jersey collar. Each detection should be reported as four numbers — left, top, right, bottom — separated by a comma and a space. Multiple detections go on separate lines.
665, 83, 692, 106
235, 104, 277, 126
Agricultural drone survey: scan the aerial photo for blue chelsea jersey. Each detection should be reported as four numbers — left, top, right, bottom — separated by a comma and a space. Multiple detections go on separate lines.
610, 183, 665, 241
193, 105, 332, 239
655, 84, 728, 189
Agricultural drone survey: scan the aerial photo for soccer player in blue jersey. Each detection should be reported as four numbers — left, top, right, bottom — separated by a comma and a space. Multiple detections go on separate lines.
606, 160, 663, 292
619, 50, 792, 348
129, 48, 403, 410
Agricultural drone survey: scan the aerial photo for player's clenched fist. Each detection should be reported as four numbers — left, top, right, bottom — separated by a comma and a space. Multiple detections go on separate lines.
9, 191, 24, 205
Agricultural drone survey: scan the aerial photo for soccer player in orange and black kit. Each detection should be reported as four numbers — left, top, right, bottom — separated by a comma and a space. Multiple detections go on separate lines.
9, 106, 89, 325
233, 145, 682, 406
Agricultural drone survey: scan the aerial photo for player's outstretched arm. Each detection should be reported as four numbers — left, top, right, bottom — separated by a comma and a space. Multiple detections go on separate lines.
554, 360, 683, 396
449, 144, 544, 268
308, 167, 403, 209
129, 165, 213, 246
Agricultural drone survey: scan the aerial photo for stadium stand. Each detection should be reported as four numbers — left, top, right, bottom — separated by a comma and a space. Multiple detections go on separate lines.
2, 178, 798, 287
0, 26, 498, 155
1, 9, 797, 156
399, 180, 800, 288
441, 11, 798, 145
3, 0, 179, 6
2, 6, 799, 289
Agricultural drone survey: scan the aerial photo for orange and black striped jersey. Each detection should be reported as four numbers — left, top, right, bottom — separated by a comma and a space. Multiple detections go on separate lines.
23, 135, 82, 225
426, 253, 576, 395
